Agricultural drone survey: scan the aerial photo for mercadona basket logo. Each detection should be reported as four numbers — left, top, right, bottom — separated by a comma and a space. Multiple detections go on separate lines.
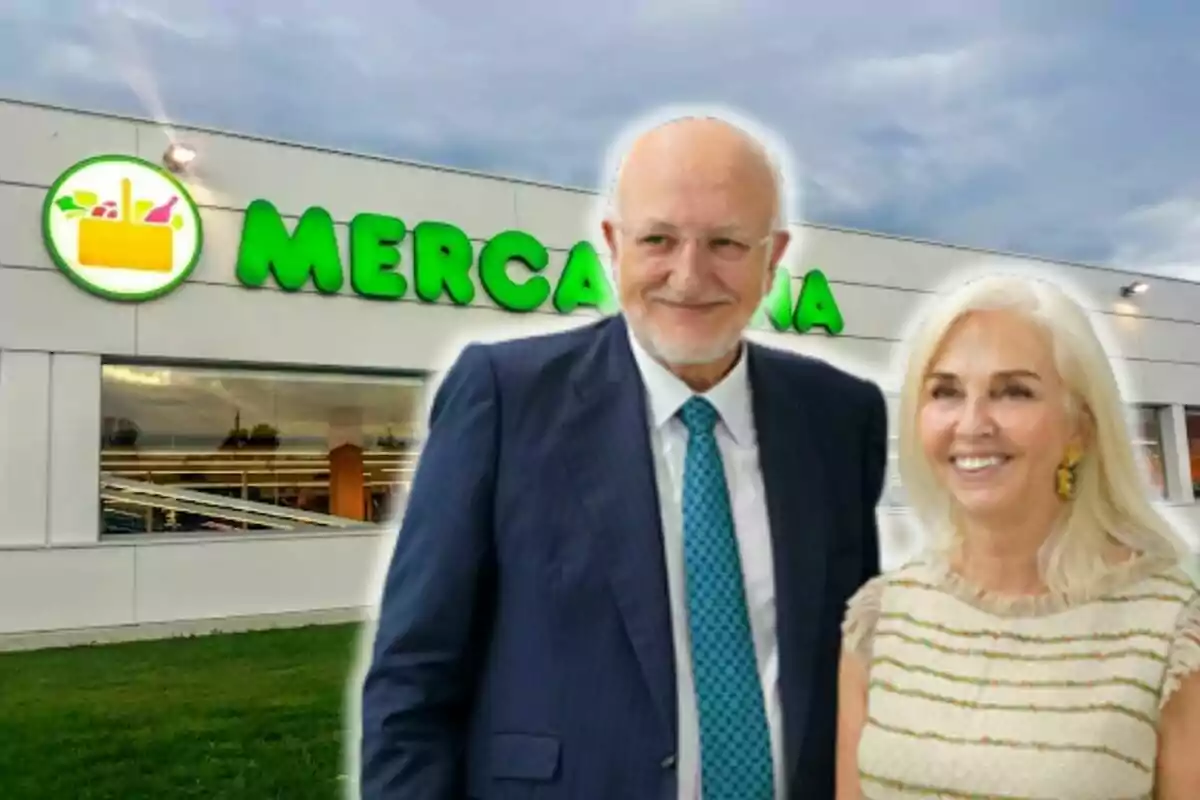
42, 154, 204, 302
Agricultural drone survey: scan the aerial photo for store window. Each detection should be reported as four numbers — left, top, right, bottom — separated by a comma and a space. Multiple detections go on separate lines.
1132, 405, 1167, 499
1187, 406, 1200, 496
99, 363, 425, 535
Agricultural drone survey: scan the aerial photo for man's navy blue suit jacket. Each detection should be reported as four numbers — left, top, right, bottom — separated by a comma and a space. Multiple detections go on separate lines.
360, 314, 888, 799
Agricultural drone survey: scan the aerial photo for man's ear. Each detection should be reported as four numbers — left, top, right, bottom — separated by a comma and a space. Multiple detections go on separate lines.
601, 220, 620, 286
601, 219, 619, 258
768, 229, 791, 268
763, 261, 778, 295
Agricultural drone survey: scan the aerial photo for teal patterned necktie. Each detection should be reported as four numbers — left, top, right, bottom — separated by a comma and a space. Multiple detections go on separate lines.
678, 397, 774, 799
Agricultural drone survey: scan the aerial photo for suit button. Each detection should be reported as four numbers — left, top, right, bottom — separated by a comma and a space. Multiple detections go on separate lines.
660, 754, 676, 769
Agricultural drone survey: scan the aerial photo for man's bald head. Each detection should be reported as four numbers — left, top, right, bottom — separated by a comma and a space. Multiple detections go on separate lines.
608, 115, 787, 231
599, 110, 794, 388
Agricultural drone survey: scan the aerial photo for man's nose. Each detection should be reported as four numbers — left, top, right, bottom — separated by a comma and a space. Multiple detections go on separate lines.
667, 239, 707, 287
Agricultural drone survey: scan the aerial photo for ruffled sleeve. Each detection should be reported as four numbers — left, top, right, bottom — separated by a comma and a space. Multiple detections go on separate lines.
1161, 591, 1200, 709
842, 576, 886, 664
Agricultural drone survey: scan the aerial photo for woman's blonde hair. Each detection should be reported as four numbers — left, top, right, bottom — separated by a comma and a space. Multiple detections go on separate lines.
896, 272, 1186, 594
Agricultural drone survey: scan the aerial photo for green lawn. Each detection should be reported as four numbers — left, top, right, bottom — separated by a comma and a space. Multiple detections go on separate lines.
0, 624, 364, 800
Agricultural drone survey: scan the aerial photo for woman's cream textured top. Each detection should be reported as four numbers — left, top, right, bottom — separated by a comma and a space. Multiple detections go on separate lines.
842, 555, 1200, 799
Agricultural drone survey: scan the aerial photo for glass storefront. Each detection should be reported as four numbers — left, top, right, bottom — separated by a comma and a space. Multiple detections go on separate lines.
99, 363, 426, 535
1133, 405, 1168, 499
1186, 406, 1200, 496
89, 371, 1198, 542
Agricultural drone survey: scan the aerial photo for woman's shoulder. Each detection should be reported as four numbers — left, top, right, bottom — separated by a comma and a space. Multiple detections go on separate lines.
848, 557, 944, 604
1129, 559, 1199, 599
1148, 560, 1200, 708
841, 558, 942, 660
1096, 555, 1199, 622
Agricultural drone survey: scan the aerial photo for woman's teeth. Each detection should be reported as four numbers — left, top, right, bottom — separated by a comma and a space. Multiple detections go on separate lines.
953, 456, 1006, 472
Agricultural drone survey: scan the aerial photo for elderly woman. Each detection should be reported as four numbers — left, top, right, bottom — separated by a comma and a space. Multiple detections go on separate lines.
836, 275, 1200, 798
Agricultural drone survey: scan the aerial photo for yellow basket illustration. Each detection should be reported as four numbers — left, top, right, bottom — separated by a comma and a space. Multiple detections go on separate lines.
78, 178, 174, 273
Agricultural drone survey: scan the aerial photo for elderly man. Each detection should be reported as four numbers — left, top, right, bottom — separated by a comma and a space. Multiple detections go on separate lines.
360, 113, 888, 799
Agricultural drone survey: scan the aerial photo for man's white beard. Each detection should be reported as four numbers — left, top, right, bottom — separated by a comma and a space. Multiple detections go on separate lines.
633, 321, 743, 366
614, 262, 770, 368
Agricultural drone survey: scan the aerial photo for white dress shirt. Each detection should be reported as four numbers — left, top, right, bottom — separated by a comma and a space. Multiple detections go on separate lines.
626, 330, 784, 800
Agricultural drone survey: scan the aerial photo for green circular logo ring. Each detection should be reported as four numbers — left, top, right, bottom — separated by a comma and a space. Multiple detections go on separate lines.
41, 154, 205, 302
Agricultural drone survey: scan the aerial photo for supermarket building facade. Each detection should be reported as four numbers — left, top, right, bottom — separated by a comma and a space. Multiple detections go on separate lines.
1, 98, 1198, 644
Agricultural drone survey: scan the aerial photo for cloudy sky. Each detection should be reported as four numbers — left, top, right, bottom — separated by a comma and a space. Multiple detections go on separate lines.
2, 0, 1198, 281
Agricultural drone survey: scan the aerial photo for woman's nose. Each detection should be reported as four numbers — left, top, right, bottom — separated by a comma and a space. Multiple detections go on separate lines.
956, 396, 996, 437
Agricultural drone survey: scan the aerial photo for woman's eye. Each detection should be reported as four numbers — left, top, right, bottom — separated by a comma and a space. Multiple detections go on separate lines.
998, 384, 1035, 399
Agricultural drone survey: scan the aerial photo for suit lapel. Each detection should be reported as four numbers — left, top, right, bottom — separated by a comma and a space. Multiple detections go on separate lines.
558, 326, 835, 771
748, 345, 832, 787
561, 316, 677, 751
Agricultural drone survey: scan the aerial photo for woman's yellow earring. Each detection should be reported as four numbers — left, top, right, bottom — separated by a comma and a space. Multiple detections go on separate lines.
1056, 444, 1083, 501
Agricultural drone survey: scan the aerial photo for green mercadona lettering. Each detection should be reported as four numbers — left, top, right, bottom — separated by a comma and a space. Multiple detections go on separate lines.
234, 199, 845, 335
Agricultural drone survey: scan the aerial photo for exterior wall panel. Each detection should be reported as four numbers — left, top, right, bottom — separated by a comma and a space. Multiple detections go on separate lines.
0, 97, 1197, 640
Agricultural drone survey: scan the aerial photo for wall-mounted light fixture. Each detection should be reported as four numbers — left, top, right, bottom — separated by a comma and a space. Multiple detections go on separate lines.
1119, 280, 1149, 298
162, 143, 197, 173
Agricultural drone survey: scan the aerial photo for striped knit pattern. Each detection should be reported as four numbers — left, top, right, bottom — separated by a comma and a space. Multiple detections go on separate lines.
842, 557, 1200, 800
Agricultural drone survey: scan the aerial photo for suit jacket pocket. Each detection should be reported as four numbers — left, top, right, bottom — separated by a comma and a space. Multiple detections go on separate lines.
490, 732, 561, 781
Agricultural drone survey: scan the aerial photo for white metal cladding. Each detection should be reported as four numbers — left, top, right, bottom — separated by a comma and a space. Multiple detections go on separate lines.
0, 97, 1196, 638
